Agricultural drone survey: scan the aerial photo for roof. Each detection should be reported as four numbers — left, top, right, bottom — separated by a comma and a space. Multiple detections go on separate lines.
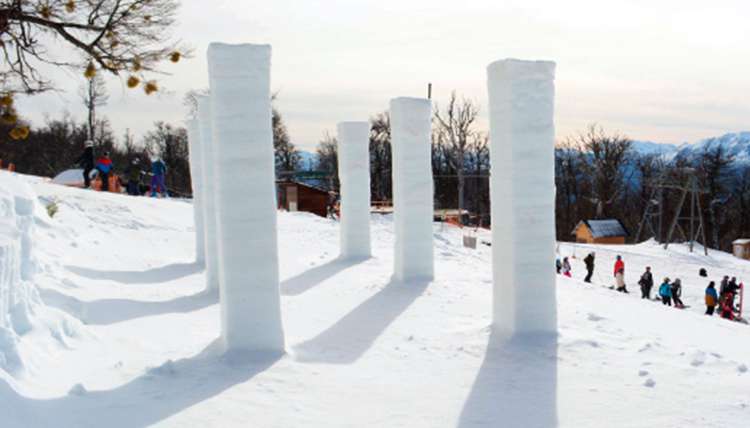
733, 239, 750, 245
276, 179, 335, 195
573, 219, 629, 238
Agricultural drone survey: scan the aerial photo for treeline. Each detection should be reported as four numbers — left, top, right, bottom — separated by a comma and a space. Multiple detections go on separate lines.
0, 116, 192, 195
555, 125, 750, 251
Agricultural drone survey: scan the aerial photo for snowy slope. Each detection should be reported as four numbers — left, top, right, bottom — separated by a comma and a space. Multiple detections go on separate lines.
1, 175, 749, 428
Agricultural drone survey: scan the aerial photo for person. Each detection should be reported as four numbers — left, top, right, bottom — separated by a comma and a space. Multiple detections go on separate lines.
728, 277, 740, 294
614, 255, 627, 293
150, 157, 167, 197
75, 140, 95, 188
699, 268, 708, 278
95, 151, 113, 192
659, 278, 672, 306
720, 275, 730, 297
556, 258, 562, 274
125, 157, 143, 196
720, 292, 736, 320
705, 281, 718, 315
583, 252, 595, 283
671, 278, 685, 308
562, 257, 572, 278
638, 266, 654, 299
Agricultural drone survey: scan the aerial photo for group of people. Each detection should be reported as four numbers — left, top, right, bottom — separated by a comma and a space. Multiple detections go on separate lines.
75, 141, 168, 197
557, 252, 744, 321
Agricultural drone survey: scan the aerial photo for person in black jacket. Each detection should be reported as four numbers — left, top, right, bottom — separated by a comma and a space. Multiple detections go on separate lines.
638, 266, 654, 299
671, 278, 685, 308
75, 140, 95, 188
583, 252, 595, 283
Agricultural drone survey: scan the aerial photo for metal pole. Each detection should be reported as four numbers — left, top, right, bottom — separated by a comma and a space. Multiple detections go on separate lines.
427, 83, 432, 100
690, 177, 695, 252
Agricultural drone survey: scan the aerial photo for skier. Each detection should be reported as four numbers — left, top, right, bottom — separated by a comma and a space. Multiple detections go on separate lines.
583, 252, 595, 283
671, 278, 685, 309
95, 151, 113, 192
75, 140, 95, 188
125, 157, 143, 196
150, 157, 168, 197
555, 258, 562, 274
614, 255, 627, 293
705, 281, 718, 316
562, 257, 572, 278
638, 266, 654, 299
659, 278, 672, 306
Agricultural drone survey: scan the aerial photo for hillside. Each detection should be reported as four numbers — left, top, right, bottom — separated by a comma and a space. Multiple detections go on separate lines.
1, 175, 749, 427
632, 132, 750, 162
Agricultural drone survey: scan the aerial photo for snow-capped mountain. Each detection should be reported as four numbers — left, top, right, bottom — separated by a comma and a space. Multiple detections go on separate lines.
631, 132, 750, 163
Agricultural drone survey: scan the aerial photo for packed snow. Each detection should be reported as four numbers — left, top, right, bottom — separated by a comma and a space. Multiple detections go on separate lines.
337, 121, 372, 260
1, 174, 749, 427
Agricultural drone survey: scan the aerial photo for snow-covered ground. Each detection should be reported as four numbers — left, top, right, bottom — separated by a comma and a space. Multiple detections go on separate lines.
2, 175, 749, 427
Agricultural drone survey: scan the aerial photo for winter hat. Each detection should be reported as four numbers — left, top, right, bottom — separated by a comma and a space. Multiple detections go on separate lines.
85, 140, 94, 148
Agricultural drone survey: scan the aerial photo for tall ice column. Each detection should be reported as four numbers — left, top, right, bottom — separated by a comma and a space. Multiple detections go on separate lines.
487, 59, 557, 334
390, 97, 434, 282
337, 121, 372, 260
186, 117, 206, 265
196, 96, 220, 292
207, 43, 285, 353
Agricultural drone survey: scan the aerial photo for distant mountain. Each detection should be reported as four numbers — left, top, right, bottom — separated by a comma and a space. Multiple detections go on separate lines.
631, 132, 750, 163
298, 151, 317, 170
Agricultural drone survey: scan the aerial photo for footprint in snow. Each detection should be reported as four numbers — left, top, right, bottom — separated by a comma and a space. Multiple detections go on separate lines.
638, 370, 649, 377
643, 378, 656, 388
587, 313, 605, 322
690, 352, 706, 367
738, 364, 748, 374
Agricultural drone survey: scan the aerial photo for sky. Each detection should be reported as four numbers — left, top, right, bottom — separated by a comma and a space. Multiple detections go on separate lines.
18, 0, 750, 151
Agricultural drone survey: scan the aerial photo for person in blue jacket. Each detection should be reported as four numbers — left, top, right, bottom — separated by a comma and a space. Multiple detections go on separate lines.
150, 157, 167, 197
659, 278, 672, 306
705, 281, 718, 315
95, 151, 113, 191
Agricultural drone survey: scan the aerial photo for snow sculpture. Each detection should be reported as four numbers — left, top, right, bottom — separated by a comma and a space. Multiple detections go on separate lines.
196, 96, 221, 292
390, 97, 434, 282
487, 59, 557, 333
337, 121, 372, 260
186, 118, 206, 265
207, 43, 285, 353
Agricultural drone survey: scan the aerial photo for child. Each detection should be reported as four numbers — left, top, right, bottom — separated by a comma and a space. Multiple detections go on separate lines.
659, 278, 672, 306
705, 282, 718, 315
562, 257, 572, 278
556, 258, 562, 274
671, 278, 684, 309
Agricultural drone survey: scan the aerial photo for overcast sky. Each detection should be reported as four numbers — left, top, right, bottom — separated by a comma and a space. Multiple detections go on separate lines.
18, 0, 750, 151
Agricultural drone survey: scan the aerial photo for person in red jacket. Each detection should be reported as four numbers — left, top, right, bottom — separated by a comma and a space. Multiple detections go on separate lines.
96, 152, 113, 191
614, 255, 628, 293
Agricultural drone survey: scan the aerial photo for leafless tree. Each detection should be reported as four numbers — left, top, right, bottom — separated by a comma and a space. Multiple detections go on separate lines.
433, 91, 479, 224
79, 74, 108, 141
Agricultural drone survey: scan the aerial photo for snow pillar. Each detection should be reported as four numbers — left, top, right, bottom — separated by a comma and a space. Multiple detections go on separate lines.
186, 118, 206, 265
337, 121, 372, 260
487, 59, 557, 334
196, 96, 221, 292
207, 43, 285, 353
390, 97, 434, 282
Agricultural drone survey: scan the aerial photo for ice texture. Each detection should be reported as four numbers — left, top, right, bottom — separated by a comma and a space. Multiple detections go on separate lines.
337, 121, 372, 260
207, 42, 285, 353
196, 96, 221, 291
487, 59, 557, 333
186, 118, 206, 265
390, 97, 434, 282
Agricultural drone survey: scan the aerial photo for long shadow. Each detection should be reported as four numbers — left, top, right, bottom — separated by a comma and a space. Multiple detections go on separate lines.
2, 340, 282, 428
457, 331, 558, 428
281, 257, 368, 296
40, 288, 217, 325
293, 278, 430, 364
65, 262, 202, 285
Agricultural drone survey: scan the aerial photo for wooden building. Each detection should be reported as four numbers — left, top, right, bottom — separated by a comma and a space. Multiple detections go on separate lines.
732, 239, 750, 260
277, 180, 332, 218
572, 219, 629, 245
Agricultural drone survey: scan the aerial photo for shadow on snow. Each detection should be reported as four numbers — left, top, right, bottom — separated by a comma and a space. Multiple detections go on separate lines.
281, 257, 369, 296
65, 262, 202, 285
1, 340, 282, 428
293, 278, 430, 364
457, 331, 558, 428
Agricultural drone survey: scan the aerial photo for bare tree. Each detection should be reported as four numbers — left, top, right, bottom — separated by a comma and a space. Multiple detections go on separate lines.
79, 75, 108, 141
434, 91, 479, 224
273, 107, 300, 175
369, 111, 391, 202
315, 131, 338, 191
698, 145, 734, 249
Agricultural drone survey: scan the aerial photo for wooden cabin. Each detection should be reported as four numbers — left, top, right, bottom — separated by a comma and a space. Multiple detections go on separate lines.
572, 219, 628, 245
277, 180, 332, 218
732, 239, 750, 260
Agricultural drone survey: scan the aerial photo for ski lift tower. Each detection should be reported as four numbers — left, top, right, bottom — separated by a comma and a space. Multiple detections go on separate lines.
634, 168, 708, 255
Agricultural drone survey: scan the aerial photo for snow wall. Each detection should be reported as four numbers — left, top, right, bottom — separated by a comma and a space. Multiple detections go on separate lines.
0, 171, 38, 370
487, 59, 557, 334
390, 97, 434, 282
197, 96, 221, 291
207, 43, 285, 353
186, 118, 206, 265
337, 121, 372, 260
